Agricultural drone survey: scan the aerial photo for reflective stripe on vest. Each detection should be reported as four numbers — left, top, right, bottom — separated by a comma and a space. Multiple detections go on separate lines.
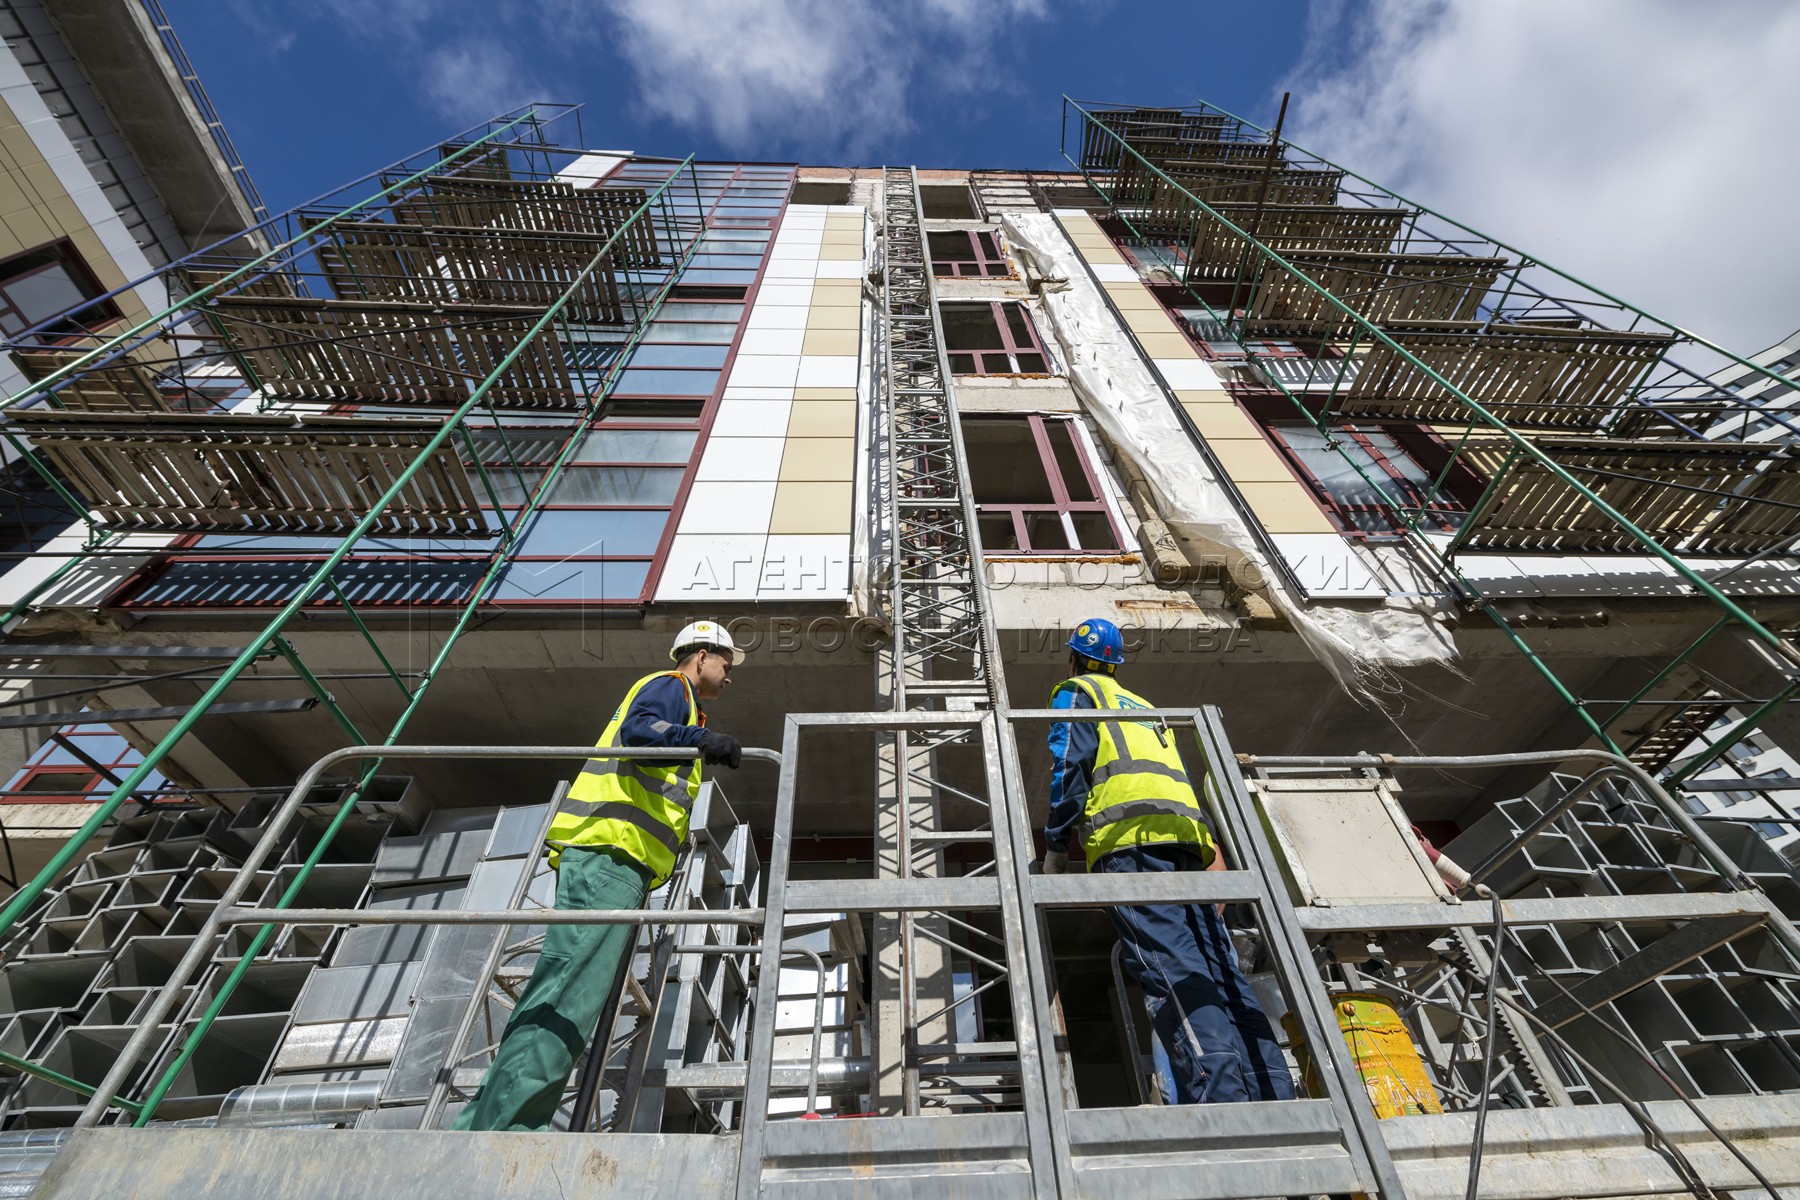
1055, 673, 1213, 867
546, 670, 702, 885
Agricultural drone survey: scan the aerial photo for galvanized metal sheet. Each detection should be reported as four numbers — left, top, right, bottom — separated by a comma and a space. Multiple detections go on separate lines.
369, 831, 488, 886
272, 1018, 407, 1072
293, 962, 423, 1024
33, 1128, 738, 1200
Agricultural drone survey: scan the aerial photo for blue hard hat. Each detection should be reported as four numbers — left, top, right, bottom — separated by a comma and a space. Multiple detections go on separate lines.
1067, 618, 1126, 666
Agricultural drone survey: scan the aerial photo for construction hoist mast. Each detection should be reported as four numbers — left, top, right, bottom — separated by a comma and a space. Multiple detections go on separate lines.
870, 166, 1013, 1113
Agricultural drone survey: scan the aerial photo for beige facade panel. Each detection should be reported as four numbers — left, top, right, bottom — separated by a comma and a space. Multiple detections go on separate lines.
805, 306, 860, 331
817, 243, 862, 261
1102, 283, 1162, 312
823, 214, 864, 232
1178, 400, 1262, 441
1237, 482, 1337, 534
793, 387, 856, 401
770, 481, 854, 534
810, 281, 861, 307
819, 229, 863, 247
1207, 436, 1293, 484
779, 436, 855, 483
1122, 306, 1182, 339
787, 399, 857, 438
801, 329, 859, 357
1134, 330, 1198, 359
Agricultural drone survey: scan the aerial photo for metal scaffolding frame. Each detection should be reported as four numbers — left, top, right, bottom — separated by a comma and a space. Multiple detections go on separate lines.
1058, 96, 1800, 777
0, 106, 711, 1120
14, 725, 1800, 1198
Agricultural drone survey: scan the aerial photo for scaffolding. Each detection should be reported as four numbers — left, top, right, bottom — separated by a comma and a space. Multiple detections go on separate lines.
0, 104, 710, 1127
1059, 97, 1800, 781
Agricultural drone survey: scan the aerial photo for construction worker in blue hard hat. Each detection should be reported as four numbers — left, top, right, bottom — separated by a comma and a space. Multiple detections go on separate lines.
1042, 617, 1293, 1104
455, 620, 745, 1131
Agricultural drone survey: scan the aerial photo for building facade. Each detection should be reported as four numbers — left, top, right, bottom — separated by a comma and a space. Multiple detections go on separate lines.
0, 74, 1794, 1198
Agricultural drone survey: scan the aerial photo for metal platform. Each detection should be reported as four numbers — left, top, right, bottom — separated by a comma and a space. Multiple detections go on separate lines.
208, 296, 586, 408
1332, 321, 1679, 431
1451, 435, 1800, 555
8, 410, 490, 536
10, 348, 170, 413
1244, 250, 1509, 337
1184, 203, 1412, 282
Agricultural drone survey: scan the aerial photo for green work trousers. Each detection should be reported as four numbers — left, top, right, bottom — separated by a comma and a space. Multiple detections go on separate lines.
452, 845, 652, 1132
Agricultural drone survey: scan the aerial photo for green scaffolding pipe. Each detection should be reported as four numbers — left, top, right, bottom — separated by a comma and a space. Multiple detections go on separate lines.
0, 112, 540, 414
272, 636, 366, 743
1181, 97, 1800, 403
124, 166, 708, 1126
1599, 615, 1735, 735
0, 155, 699, 947
1065, 99, 1797, 664
1667, 678, 1800, 785
325, 580, 414, 701
0, 1048, 143, 1116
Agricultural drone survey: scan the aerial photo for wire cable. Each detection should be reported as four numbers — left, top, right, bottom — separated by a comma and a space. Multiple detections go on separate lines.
1463, 883, 1505, 1200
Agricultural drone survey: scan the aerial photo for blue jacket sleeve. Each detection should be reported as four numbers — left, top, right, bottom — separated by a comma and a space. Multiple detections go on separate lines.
1045, 684, 1098, 855
617, 677, 707, 765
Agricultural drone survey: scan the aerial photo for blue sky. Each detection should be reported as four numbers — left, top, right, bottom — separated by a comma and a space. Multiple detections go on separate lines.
165, 0, 1800, 355
166, 1, 1315, 207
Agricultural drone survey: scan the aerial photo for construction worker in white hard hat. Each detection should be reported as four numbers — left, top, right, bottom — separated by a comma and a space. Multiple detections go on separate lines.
455, 620, 745, 1131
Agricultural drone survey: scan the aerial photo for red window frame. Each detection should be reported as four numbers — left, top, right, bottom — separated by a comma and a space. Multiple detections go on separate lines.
967, 414, 1123, 555
928, 230, 1011, 279
0, 240, 122, 341
942, 302, 1050, 376
1263, 421, 1475, 537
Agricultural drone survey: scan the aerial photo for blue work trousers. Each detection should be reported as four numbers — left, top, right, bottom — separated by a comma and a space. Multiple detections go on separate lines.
1099, 844, 1295, 1104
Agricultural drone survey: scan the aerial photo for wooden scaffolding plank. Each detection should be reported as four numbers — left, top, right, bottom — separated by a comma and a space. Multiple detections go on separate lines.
315, 221, 631, 323
207, 296, 582, 409
1244, 251, 1507, 338
1125, 163, 1344, 234
11, 347, 170, 413
6, 411, 489, 537
385, 178, 660, 267
1184, 204, 1412, 282
1455, 436, 1794, 555
1335, 321, 1678, 430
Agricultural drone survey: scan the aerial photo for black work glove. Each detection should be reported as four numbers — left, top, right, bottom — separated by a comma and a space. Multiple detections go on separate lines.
697, 730, 742, 769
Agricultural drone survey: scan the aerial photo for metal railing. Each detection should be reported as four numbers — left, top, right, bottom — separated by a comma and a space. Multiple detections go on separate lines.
67, 743, 780, 1129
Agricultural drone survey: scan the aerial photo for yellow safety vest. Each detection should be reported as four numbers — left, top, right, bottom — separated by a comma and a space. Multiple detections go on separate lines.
1053, 673, 1214, 868
546, 670, 703, 885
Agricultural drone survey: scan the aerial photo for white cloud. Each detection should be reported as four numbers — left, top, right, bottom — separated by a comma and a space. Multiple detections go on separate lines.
418, 43, 538, 125
596, 0, 1049, 156
1281, 0, 1800, 359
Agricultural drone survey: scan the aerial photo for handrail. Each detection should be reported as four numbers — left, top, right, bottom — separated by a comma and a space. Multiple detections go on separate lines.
72, 742, 779, 1129
0, 155, 703, 948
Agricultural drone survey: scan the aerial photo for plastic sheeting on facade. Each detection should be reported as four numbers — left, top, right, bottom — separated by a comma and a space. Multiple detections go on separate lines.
1000, 213, 1458, 705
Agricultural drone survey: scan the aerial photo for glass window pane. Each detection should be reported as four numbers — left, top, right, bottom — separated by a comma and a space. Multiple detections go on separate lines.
942, 306, 1005, 351
655, 302, 744, 322
613, 368, 719, 396
494, 559, 650, 602
1014, 352, 1047, 373
550, 466, 684, 504
626, 343, 729, 369
6, 264, 89, 325
516, 508, 670, 556
1004, 305, 1035, 347
643, 323, 736, 344
574, 428, 697, 463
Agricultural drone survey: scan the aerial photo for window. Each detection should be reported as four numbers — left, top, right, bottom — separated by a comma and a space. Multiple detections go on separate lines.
0, 241, 121, 339
4, 728, 166, 805
1266, 422, 1470, 536
928, 231, 1011, 279
964, 415, 1122, 554
919, 185, 978, 220
942, 303, 1050, 375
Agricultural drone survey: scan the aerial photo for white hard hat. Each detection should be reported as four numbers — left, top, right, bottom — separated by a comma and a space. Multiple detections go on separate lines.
670, 619, 744, 666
